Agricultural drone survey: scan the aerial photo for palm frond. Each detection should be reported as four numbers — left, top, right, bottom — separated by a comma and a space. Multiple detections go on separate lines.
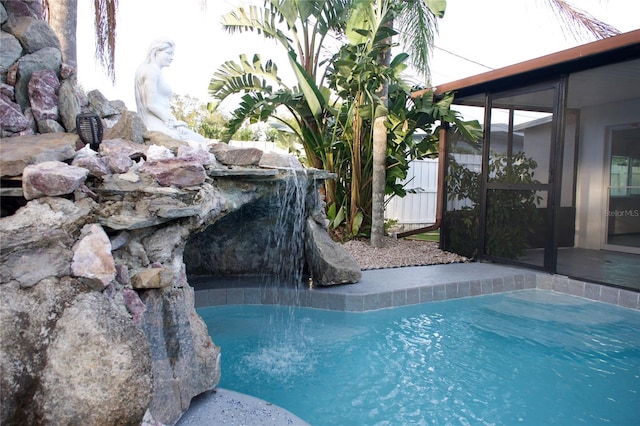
93, 0, 118, 84
221, 5, 293, 47
395, 0, 439, 80
542, 0, 620, 41
208, 54, 286, 101
223, 90, 303, 142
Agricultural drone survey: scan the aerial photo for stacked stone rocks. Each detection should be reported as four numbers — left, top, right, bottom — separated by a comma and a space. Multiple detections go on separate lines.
0, 1, 144, 142
0, 2, 219, 425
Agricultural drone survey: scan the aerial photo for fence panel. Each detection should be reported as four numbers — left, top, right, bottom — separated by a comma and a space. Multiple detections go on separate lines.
385, 159, 438, 226
385, 154, 483, 227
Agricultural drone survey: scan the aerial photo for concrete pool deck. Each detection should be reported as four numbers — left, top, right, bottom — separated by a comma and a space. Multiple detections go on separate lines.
180, 261, 640, 425
176, 388, 309, 426
191, 261, 640, 312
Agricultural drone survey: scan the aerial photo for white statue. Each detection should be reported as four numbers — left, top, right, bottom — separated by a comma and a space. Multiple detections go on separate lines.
134, 38, 207, 145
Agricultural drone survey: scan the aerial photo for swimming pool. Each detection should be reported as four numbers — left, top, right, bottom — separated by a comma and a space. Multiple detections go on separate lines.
199, 290, 640, 425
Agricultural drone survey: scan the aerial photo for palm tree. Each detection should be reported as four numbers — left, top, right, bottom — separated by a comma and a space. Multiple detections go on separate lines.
211, 0, 448, 238
44, 0, 79, 71
370, 0, 445, 246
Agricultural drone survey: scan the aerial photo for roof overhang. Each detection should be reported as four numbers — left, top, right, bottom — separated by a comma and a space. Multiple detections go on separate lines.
416, 29, 640, 100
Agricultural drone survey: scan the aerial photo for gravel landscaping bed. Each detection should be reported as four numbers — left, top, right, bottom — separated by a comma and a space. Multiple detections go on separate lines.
340, 236, 468, 270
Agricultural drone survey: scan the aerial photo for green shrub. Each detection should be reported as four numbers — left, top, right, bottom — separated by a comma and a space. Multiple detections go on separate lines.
446, 152, 542, 259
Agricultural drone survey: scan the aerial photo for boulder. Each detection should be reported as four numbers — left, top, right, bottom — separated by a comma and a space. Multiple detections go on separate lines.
99, 137, 148, 159
2, 15, 60, 54
36, 117, 64, 134
27, 68, 59, 122
57, 78, 82, 132
211, 143, 263, 166
71, 148, 112, 177
0, 92, 29, 134
103, 108, 146, 143
131, 267, 174, 289
140, 158, 207, 187
0, 197, 92, 287
0, 31, 23, 75
0, 274, 152, 426
259, 151, 303, 169
122, 287, 147, 325
21, 160, 88, 200
305, 218, 362, 285
177, 145, 216, 165
2, 1, 41, 21
143, 130, 190, 152
104, 151, 135, 174
87, 89, 119, 117
0, 132, 78, 176
34, 290, 153, 425
14, 46, 62, 110
0, 82, 14, 97
138, 286, 221, 425
71, 223, 116, 291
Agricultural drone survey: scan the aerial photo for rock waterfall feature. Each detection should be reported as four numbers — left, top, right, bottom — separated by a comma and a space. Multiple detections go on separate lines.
0, 3, 360, 425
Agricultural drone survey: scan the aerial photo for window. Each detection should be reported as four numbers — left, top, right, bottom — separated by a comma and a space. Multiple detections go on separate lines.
610, 156, 640, 197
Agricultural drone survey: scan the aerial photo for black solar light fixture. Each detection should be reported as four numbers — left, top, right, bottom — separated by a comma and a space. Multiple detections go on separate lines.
76, 112, 103, 151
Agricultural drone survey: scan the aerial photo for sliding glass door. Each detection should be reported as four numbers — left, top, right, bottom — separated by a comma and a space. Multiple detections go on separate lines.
605, 126, 640, 253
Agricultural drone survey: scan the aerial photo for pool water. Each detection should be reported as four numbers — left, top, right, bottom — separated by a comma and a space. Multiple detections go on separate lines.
198, 290, 640, 425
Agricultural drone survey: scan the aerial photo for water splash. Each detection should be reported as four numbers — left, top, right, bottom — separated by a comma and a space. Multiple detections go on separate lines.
241, 340, 317, 383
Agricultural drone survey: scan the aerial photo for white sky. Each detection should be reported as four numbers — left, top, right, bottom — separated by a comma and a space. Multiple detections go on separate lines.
76, 0, 640, 113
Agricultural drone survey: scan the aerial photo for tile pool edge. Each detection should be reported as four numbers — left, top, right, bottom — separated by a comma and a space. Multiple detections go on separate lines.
192, 266, 640, 312
536, 273, 640, 310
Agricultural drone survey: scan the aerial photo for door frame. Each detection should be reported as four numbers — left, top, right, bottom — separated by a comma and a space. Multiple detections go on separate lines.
478, 79, 566, 271
602, 124, 640, 254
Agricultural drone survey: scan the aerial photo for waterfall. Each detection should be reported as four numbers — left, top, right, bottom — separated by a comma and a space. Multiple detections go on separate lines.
261, 169, 309, 294
183, 168, 315, 298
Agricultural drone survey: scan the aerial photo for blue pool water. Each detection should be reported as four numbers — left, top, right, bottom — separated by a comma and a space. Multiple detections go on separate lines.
198, 290, 640, 425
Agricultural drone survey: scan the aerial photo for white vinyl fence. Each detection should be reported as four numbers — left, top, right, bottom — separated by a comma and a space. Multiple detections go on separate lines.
385, 158, 439, 228
385, 154, 482, 229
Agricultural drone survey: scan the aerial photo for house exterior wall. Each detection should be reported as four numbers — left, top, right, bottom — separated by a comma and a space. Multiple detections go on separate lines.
522, 124, 551, 208
575, 97, 640, 249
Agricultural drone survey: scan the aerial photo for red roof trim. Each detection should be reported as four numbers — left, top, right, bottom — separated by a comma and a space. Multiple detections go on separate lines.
418, 29, 640, 98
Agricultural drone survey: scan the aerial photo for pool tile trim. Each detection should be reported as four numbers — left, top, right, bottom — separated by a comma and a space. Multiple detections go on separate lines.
193, 264, 640, 312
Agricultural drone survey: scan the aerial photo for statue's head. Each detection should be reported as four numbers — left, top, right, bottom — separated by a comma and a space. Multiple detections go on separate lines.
145, 38, 175, 64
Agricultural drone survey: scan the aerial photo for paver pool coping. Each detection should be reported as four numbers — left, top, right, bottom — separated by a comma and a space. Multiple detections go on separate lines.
192, 262, 640, 311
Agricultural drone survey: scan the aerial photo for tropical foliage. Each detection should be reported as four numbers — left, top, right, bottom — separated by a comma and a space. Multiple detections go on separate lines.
170, 94, 264, 141
209, 0, 480, 239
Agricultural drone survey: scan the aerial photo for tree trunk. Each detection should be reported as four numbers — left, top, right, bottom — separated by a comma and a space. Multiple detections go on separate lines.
370, 115, 387, 247
370, 14, 393, 247
46, 0, 78, 70
349, 94, 364, 235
